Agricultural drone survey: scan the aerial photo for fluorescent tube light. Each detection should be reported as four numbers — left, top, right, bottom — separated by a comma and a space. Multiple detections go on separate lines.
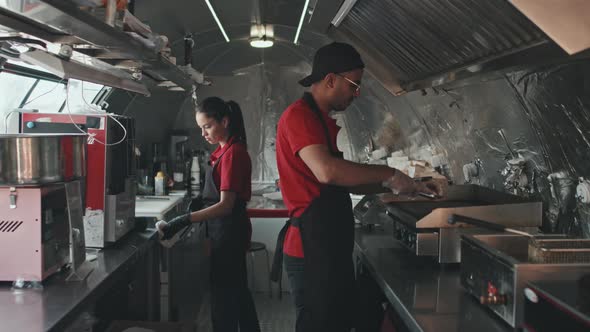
293, 0, 310, 44
204, 0, 230, 42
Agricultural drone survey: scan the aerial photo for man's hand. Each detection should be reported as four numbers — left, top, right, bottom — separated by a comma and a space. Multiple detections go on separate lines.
383, 172, 442, 197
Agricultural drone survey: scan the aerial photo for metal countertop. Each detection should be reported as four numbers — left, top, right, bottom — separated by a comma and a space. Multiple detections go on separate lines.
0, 229, 157, 332
354, 226, 515, 332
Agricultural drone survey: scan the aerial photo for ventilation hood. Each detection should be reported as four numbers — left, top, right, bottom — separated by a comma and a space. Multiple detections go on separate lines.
329, 0, 590, 95
510, 0, 590, 55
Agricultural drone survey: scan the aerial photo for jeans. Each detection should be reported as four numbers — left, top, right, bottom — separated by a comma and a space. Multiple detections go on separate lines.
284, 253, 305, 331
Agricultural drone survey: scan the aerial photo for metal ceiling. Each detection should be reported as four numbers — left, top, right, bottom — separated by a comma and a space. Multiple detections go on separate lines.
134, 0, 337, 75
337, 0, 550, 89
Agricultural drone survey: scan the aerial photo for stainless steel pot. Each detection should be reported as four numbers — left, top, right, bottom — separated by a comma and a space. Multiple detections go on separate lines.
0, 134, 87, 185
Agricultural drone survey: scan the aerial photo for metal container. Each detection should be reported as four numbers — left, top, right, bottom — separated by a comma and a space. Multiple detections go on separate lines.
460, 234, 590, 327
0, 134, 86, 185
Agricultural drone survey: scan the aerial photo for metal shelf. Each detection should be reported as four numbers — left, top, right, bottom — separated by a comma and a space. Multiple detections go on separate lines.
0, 0, 194, 92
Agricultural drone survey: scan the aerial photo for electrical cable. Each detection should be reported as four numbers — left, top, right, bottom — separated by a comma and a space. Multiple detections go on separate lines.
21, 79, 65, 107
65, 80, 127, 146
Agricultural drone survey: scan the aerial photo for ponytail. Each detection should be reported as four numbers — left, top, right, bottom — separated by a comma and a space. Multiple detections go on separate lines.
197, 97, 247, 146
225, 100, 247, 145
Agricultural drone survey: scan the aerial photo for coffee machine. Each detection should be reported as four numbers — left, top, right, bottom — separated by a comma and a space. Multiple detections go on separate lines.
21, 113, 136, 248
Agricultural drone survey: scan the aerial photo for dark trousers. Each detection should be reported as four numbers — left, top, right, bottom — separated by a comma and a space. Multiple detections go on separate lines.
284, 253, 305, 331
210, 244, 261, 332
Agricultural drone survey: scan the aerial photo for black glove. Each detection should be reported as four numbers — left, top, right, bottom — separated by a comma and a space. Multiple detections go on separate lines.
161, 213, 191, 240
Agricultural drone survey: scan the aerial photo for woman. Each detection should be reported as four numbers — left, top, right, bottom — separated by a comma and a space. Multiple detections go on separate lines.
158, 97, 261, 332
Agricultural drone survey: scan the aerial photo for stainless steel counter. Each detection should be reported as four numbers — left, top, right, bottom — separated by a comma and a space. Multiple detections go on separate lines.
247, 195, 286, 209
0, 229, 158, 332
354, 227, 515, 332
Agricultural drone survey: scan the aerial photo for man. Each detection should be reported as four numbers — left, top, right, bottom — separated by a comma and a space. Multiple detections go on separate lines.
272, 42, 440, 332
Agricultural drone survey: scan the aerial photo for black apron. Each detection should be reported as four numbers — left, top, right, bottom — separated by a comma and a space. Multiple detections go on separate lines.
202, 140, 249, 250
271, 92, 356, 332
203, 140, 260, 332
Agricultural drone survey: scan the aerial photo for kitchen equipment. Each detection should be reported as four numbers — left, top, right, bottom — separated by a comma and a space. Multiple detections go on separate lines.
0, 182, 78, 281
448, 214, 534, 237
523, 278, 590, 332
353, 194, 392, 227
449, 214, 590, 264
21, 113, 136, 248
528, 238, 590, 264
460, 233, 590, 327
382, 185, 542, 263
0, 133, 86, 185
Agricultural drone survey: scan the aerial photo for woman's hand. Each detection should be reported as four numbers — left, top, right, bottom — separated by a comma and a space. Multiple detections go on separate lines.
157, 213, 191, 240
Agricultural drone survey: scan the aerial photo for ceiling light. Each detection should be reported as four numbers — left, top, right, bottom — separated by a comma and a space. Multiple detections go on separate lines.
294, 0, 310, 44
250, 36, 273, 48
250, 24, 274, 48
204, 0, 230, 42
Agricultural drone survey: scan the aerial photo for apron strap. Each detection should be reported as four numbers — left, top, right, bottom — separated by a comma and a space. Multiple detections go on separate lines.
270, 217, 302, 282
302, 92, 337, 156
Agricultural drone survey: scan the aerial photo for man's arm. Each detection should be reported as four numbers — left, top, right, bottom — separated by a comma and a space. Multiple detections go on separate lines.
298, 144, 440, 196
298, 144, 395, 187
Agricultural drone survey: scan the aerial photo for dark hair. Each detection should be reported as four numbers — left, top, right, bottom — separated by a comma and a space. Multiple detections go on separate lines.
197, 97, 247, 145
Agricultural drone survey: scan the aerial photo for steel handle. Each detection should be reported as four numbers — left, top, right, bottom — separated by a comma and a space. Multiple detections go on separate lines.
447, 214, 506, 232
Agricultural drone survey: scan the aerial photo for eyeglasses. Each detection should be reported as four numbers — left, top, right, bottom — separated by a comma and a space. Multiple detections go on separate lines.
336, 73, 361, 93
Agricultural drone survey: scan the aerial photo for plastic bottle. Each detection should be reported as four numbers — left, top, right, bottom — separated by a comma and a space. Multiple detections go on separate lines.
190, 156, 200, 198
155, 171, 165, 196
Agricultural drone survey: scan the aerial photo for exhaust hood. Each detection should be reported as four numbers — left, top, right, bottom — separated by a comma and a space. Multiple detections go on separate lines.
510, 0, 590, 55
329, 0, 588, 94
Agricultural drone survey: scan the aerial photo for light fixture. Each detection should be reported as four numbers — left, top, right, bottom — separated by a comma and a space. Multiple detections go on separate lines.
204, 0, 230, 42
250, 36, 273, 48
294, 0, 310, 44
250, 24, 274, 48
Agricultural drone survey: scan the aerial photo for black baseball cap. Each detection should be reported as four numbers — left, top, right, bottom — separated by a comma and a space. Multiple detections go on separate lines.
298, 42, 365, 87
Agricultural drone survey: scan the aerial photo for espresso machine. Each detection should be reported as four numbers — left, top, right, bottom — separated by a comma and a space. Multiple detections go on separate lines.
21, 113, 136, 248
0, 134, 87, 281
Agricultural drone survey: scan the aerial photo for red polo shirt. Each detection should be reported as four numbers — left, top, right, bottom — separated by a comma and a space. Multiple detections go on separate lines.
276, 97, 341, 257
210, 136, 252, 202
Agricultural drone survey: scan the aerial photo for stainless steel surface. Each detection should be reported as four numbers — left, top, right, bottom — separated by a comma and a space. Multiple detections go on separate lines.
354, 228, 512, 332
415, 232, 439, 257
104, 178, 136, 243
448, 214, 535, 238
19, 49, 150, 96
137, 195, 172, 201
383, 185, 542, 263
334, 0, 555, 92
0, 134, 86, 185
528, 238, 590, 264
64, 180, 86, 271
460, 234, 590, 327
0, 0, 194, 92
0, 229, 158, 332
511, 0, 590, 54
523, 280, 590, 331
354, 194, 391, 226
0, 183, 71, 282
